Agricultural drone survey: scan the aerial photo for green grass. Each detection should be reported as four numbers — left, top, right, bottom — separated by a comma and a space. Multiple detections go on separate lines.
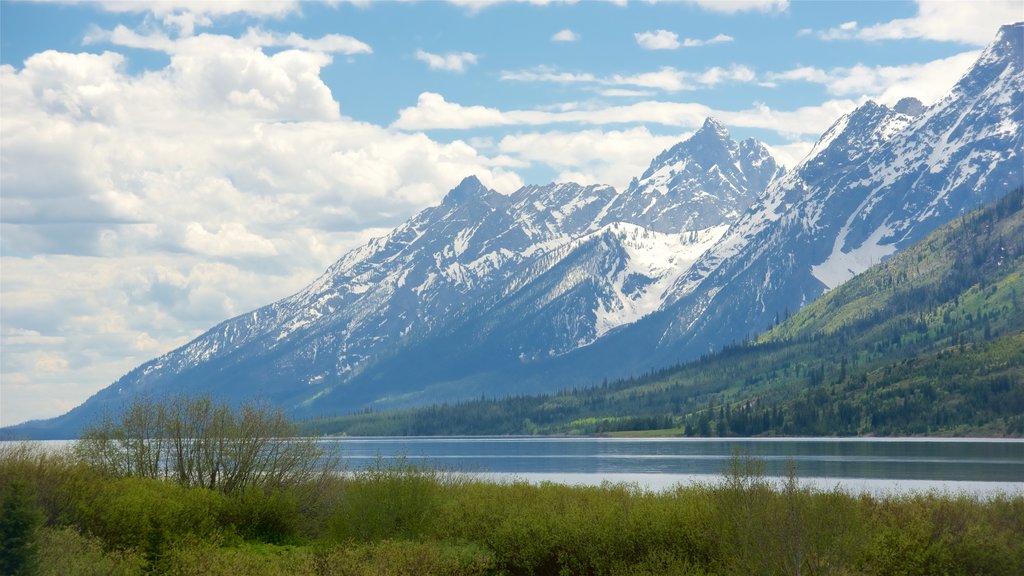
3, 442, 1023, 575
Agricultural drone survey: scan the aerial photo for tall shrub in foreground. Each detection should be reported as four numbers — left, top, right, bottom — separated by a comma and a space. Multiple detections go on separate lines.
0, 480, 43, 576
75, 395, 333, 494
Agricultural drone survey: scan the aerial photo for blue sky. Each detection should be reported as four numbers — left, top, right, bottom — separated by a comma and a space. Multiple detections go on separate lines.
1, 0, 1020, 426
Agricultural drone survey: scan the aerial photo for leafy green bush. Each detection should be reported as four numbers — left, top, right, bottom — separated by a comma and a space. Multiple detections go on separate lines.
0, 480, 43, 576
328, 457, 447, 543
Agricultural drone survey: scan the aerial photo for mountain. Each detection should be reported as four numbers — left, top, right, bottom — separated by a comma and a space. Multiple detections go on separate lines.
577, 22, 1023, 374
302, 187, 1024, 437
7, 23, 1021, 440
7, 118, 781, 438
600, 117, 784, 233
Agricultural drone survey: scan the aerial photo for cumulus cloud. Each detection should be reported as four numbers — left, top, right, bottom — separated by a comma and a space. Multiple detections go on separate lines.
0, 37, 524, 425
812, 1, 1018, 45
635, 29, 680, 50
766, 51, 980, 106
551, 29, 580, 42
415, 49, 480, 73
392, 91, 859, 139
498, 127, 688, 190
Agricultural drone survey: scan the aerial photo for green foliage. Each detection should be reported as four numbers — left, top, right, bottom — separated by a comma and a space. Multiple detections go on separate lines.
0, 480, 43, 576
36, 527, 142, 576
3, 445, 1023, 575
328, 457, 448, 543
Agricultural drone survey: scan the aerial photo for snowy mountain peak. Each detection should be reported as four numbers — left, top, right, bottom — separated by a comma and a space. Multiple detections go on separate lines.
893, 97, 926, 117
988, 22, 1023, 66
601, 119, 783, 233
442, 174, 495, 205
699, 116, 729, 136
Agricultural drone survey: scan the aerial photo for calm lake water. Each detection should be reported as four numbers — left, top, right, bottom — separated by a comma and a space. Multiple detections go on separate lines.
325, 436, 1024, 496
19, 437, 1024, 496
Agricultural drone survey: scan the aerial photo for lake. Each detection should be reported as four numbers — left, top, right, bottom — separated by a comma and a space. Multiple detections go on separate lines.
325, 436, 1024, 496
17, 436, 1024, 496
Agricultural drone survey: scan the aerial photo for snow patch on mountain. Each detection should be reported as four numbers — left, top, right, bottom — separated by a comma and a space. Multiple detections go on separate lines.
593, 223, 728, 337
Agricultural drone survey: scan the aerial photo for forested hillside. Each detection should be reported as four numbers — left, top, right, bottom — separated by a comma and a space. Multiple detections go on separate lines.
305, 188, 1024, 437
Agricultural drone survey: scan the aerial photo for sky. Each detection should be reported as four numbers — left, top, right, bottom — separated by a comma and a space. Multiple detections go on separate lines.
1, 0, 1021, 427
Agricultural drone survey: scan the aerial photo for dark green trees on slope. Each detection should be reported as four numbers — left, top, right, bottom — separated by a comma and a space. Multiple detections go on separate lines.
306, 188, 1024, 437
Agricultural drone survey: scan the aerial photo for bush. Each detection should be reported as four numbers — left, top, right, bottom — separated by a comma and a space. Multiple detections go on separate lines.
328, 457, 446, 543
0, 480, 43, 576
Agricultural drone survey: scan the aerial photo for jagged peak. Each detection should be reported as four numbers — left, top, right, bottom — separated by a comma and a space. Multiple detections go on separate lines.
442, 175, 492, 205
988, 22, 1023, 66
639, 118, 738, 179
893, 97, 926, 117
699, 116, 729, 136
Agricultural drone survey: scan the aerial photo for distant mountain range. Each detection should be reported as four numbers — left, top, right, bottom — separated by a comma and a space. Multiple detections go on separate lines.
302, 186, 1024, 437
7, 22, 1022, 439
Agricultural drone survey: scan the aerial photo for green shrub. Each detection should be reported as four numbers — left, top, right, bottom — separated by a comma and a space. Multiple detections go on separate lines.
36, 527, 142, 576
328, 458, 446, 543
221, 486, 301, 544
70, 476, 226, 550
0, 480, 43, 576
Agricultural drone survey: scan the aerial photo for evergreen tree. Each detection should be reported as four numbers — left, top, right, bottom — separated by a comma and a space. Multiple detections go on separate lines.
0, 480, 42, 576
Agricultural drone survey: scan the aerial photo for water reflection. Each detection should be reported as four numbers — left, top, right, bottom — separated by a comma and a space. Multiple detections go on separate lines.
325, 437, 1024, 491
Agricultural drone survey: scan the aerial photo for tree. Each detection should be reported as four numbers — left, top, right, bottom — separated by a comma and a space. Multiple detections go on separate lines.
0, 480, 42, 576
76, 395, 335, 493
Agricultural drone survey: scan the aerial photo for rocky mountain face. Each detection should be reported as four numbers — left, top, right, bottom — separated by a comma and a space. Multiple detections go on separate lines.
18, 120, 781, 436
600, 117, 784, 233
594, 21, 1023, 371
10, 23, 1021, 438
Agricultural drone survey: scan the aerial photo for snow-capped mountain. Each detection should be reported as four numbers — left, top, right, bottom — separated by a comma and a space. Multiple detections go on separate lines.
601, 118, 784, 233
12, 23, 1020, 438
25, 119, 778, 432
602, 21, 1023, 369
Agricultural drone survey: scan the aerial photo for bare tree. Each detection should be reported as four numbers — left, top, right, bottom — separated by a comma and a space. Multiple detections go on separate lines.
75, 395, 334, 493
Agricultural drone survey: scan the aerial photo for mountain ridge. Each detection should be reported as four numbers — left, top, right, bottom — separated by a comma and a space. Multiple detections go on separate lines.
5, 23, 1022, 439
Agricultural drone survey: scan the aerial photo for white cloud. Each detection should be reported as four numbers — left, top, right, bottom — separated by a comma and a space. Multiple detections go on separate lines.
635, 29, 680, 50
599, 88, 656, 98
393, 91, 858, 139
813, 1, 1019, 45
415, 49, 480, 73
183, 222, 279, 258
0, 39, 524, 426
97, 1, 301, 36
498, 127, 688, 190
448, 0, 583, 13
762, 141, 814, 170
502, 64, 758, 92
500, 67, 597, 84
682, 33, 734, 47
86, 25, 373, 56
767, 51, 980, 106
240, 29, 373, 54
552, 29, 580, 42
683, 0, 788, 14
449, 0, 784, 13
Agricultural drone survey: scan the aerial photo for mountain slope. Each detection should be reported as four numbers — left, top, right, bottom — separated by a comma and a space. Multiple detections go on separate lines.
304, 187, 1024, 437
584, 22, 1023, 373
7, 121, 780, 437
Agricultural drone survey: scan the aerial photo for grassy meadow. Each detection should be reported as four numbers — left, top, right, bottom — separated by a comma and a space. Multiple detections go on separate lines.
2, 441, 1022, 576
